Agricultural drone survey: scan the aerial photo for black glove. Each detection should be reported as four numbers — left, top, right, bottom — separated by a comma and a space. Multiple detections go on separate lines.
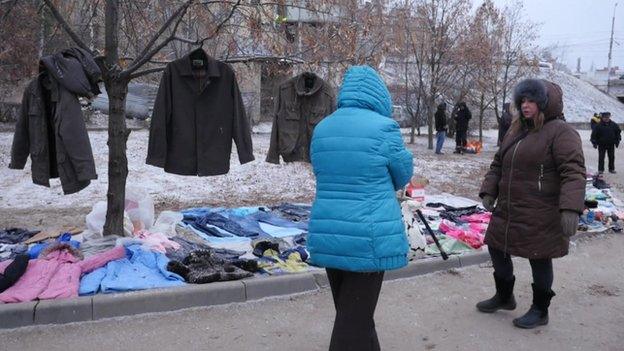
593, 144, 597, 149
482, 195, 496, 212
616, 143, 619, 148
561, 210, 579, 238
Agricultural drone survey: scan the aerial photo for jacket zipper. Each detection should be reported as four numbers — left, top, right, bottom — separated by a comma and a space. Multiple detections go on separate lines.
538, 164, 544, 192
504, 139, 523, 256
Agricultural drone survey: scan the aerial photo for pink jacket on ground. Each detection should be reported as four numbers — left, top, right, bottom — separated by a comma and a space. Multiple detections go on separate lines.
0, 243, 126, 303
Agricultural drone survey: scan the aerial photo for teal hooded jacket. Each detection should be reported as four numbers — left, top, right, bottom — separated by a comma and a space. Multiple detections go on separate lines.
308, 66, 414, 272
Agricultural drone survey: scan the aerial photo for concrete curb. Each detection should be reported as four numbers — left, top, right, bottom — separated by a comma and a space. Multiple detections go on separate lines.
0, 251, 490, 329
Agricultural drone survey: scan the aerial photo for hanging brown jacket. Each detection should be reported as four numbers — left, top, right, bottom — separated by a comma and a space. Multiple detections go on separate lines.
9, 48, 100, 194
146, 50, 254, 176
266, 73, 335, 164
480, 80, 586, 259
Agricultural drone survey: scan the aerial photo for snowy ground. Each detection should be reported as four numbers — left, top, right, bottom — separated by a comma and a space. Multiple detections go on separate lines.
0, 127, 498, 228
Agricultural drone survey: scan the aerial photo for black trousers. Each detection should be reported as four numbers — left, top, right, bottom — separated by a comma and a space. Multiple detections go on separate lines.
326, 268, 384, 351
455, 129, 468, 149
488, 247, 553, 290
598, 144, 615, 172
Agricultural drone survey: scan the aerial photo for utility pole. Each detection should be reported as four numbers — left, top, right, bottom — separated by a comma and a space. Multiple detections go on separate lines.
607, 2, 617, 94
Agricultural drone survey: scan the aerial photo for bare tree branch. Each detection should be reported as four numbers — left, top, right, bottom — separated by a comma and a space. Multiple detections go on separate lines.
122, 0, 193, 76
128, 66, 165, 79
130, 0, 193, 68
42, 0, 93, 54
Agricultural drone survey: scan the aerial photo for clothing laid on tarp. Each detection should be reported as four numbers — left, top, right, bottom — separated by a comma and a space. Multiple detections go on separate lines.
146, 48, 254, 176
266, 72, 335, 164
9, 47, 100, 194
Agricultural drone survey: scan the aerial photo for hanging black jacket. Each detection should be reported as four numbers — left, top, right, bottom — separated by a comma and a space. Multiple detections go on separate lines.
9, 47, 100, 194
146, 50, 254, 176
266, 73, 335, 164
591, 120, 621, 147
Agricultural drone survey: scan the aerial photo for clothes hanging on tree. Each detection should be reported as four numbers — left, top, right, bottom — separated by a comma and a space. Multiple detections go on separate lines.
266, 72, 335, 164
9, 47, 100, 194
146, 48, 254, 176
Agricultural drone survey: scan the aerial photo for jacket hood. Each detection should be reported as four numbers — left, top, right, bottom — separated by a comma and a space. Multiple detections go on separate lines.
40, 242, 84, 262
337, 66, 392, 117
39, 47, 102, 98
513, 78, 563, 121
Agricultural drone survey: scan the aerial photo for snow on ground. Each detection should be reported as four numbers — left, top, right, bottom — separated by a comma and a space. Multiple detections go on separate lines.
538, 68, 624, 123
0, 129, 498, 220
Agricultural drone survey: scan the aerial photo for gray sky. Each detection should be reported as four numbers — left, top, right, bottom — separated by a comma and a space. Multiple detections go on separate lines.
490, 0, 623, 72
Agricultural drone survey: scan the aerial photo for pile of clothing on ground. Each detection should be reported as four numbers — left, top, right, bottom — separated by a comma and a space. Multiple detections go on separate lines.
401, 193, 489, 259
578, 173, 624, 233
0, 190, 318, 304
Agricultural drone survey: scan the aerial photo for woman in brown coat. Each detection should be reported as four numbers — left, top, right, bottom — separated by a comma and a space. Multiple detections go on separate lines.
477, 79, 586, 329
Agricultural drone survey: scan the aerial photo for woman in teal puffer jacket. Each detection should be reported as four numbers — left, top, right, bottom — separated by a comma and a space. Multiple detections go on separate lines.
308, 66, 414, 351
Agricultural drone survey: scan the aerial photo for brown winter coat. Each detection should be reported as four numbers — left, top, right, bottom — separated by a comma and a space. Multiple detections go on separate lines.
480, 82, 586, 259
266, 73, 335, 164
9, 48, 100, 194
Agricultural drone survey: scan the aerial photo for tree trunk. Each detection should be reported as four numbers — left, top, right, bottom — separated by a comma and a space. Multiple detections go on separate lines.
103, 79, 130, 236
415, 92, 422, 137
102, 0, 129, 236
479, 92, 485, 143
427, 98, 434, 150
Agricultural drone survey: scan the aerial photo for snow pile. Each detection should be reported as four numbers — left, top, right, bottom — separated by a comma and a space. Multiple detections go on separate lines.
538, 69, 624, 123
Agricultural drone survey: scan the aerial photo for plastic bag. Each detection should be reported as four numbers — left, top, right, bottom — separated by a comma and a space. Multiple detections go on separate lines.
125, 186, 155, 231
401, 200, 427, 258
85, 201, 134, 238
151, 211, 184, 238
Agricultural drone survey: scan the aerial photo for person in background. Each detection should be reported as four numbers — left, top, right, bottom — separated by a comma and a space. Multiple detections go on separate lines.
498, 102, 512, 145
308, 66, 413, 351
591, 112, 621, 174
435, 103, 448, 154
478, 78, 585, 329
454, 101, 471, 154
590, 112, 601, 131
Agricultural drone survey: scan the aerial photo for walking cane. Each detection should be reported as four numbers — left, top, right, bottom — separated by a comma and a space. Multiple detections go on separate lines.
415, 209, 449, 261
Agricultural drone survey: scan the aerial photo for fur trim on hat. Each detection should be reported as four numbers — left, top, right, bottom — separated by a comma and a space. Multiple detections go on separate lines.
40, 242, 84, 260
513, 79, 548, 113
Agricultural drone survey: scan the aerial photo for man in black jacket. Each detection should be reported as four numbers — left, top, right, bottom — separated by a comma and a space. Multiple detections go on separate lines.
454, 102, 471, 154
434, 103, 447, 154
591, 112, 621, 174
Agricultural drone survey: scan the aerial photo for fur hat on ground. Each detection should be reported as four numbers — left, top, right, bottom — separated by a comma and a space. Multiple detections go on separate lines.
39, 242, 84, 260
513, 78, 563, 120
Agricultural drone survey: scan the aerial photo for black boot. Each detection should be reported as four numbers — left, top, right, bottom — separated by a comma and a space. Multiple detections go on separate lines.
513, 284, 556, 329
476, 274, 517, 313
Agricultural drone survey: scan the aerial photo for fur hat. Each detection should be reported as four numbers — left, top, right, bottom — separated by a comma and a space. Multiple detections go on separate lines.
40, 242, 84, 260
513, 78, 563, 120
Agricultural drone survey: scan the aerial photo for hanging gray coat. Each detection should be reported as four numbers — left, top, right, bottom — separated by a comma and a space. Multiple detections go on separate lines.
146, 50, 254, 176
266, 73, 335, 164
9, 47, 100, 195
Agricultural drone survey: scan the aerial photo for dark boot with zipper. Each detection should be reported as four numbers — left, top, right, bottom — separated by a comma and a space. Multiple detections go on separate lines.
513, 284, 556, 329
476, 274, 517, 313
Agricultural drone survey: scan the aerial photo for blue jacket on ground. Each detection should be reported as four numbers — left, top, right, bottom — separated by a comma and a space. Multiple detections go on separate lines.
307, 66, 414, 272
79, 244, 185, 295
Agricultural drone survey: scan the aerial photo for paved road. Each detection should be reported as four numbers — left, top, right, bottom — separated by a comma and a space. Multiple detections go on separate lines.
0, 233, 622, 351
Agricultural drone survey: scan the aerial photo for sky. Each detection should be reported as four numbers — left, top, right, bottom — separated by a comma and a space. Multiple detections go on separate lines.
490, 0, 623, 72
